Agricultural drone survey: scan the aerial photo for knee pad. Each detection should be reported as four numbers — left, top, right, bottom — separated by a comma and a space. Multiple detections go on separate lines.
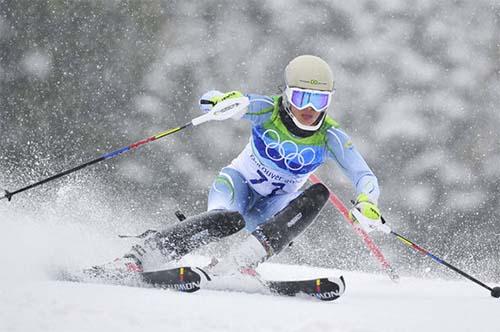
251, 183, 329, 256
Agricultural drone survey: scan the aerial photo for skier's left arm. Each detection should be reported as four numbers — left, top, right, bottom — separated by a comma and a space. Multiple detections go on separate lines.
326, 128, 388, 233
326, 128, 379, 202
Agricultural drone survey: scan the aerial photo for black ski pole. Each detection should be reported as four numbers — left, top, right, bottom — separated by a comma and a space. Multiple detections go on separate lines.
382, 217, 500, 298
0, 97, 250, 202
0, 123, 192, 202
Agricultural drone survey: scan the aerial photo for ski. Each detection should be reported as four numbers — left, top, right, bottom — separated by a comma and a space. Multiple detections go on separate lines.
141, 266, 211, 293
58, 263, 346, 301
141, 266, 345, 301
266, 275, 345, 301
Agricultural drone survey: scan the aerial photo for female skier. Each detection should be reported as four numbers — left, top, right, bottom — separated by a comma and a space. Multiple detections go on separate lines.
90, 55, 386, 278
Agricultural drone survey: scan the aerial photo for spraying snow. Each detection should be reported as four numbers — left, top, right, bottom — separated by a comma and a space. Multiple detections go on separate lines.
0, 195, 498, 332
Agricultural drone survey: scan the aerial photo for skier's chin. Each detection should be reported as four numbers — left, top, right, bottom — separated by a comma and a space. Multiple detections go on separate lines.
298, 116, 317, 126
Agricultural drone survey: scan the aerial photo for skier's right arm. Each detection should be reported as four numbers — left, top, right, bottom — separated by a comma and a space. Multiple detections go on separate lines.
199, 90, 274, 125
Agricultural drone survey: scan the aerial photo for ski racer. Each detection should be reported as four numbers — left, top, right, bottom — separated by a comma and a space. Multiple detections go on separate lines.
90, 55, 387, 277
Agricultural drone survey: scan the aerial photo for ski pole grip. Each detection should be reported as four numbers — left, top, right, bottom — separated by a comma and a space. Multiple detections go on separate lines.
378, 223, 392, 234
379, 216, 392, 234
191, 113, 212, 126
191, 97, 249, 126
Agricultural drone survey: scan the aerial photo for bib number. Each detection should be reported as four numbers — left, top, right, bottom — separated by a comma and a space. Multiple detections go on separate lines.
249, 170, 285, 196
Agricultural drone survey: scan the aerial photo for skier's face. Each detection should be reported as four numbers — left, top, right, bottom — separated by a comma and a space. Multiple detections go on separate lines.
290, 105, 322, 126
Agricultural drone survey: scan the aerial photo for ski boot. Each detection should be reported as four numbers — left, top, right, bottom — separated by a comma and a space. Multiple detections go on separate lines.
81, 252, 144, 284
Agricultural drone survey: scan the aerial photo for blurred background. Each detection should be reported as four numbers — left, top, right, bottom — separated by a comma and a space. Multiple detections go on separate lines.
0, 0, 499, 280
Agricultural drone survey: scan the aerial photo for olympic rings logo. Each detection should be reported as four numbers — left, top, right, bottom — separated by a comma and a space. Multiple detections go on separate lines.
262, 129, 316, 171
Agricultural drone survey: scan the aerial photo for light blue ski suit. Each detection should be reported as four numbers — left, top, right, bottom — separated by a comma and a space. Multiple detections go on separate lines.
207, 94, 379, 232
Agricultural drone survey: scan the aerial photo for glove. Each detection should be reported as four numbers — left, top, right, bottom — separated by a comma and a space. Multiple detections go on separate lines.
199, 90, 245, 113
349, 193, 389, 233
193, 90, 249, 126
199, 90, 223, 113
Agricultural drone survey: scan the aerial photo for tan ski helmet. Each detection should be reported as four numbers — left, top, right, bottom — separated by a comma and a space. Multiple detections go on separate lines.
282, 55, 334, 132
284, 55, 334, 92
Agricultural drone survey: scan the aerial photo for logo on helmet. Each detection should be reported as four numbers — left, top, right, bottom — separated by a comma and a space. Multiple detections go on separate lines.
299, 79, 327, 86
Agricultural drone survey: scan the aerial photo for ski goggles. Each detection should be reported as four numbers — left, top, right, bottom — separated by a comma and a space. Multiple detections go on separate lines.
285, 87, 334, 112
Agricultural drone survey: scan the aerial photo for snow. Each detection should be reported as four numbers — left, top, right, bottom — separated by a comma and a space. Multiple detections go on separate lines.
1, 1, 499, 331
1, 260, 498, 332
134, 95, 163, 116
0, 197, 498, 332
21, 50, 53, 80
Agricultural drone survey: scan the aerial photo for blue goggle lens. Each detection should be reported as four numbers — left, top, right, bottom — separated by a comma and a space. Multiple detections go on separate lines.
290, 90, 330, 111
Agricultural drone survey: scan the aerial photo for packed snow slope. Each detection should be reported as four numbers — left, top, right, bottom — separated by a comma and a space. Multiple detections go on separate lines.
0, 202, 498, 332
1, 263, 498, 332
